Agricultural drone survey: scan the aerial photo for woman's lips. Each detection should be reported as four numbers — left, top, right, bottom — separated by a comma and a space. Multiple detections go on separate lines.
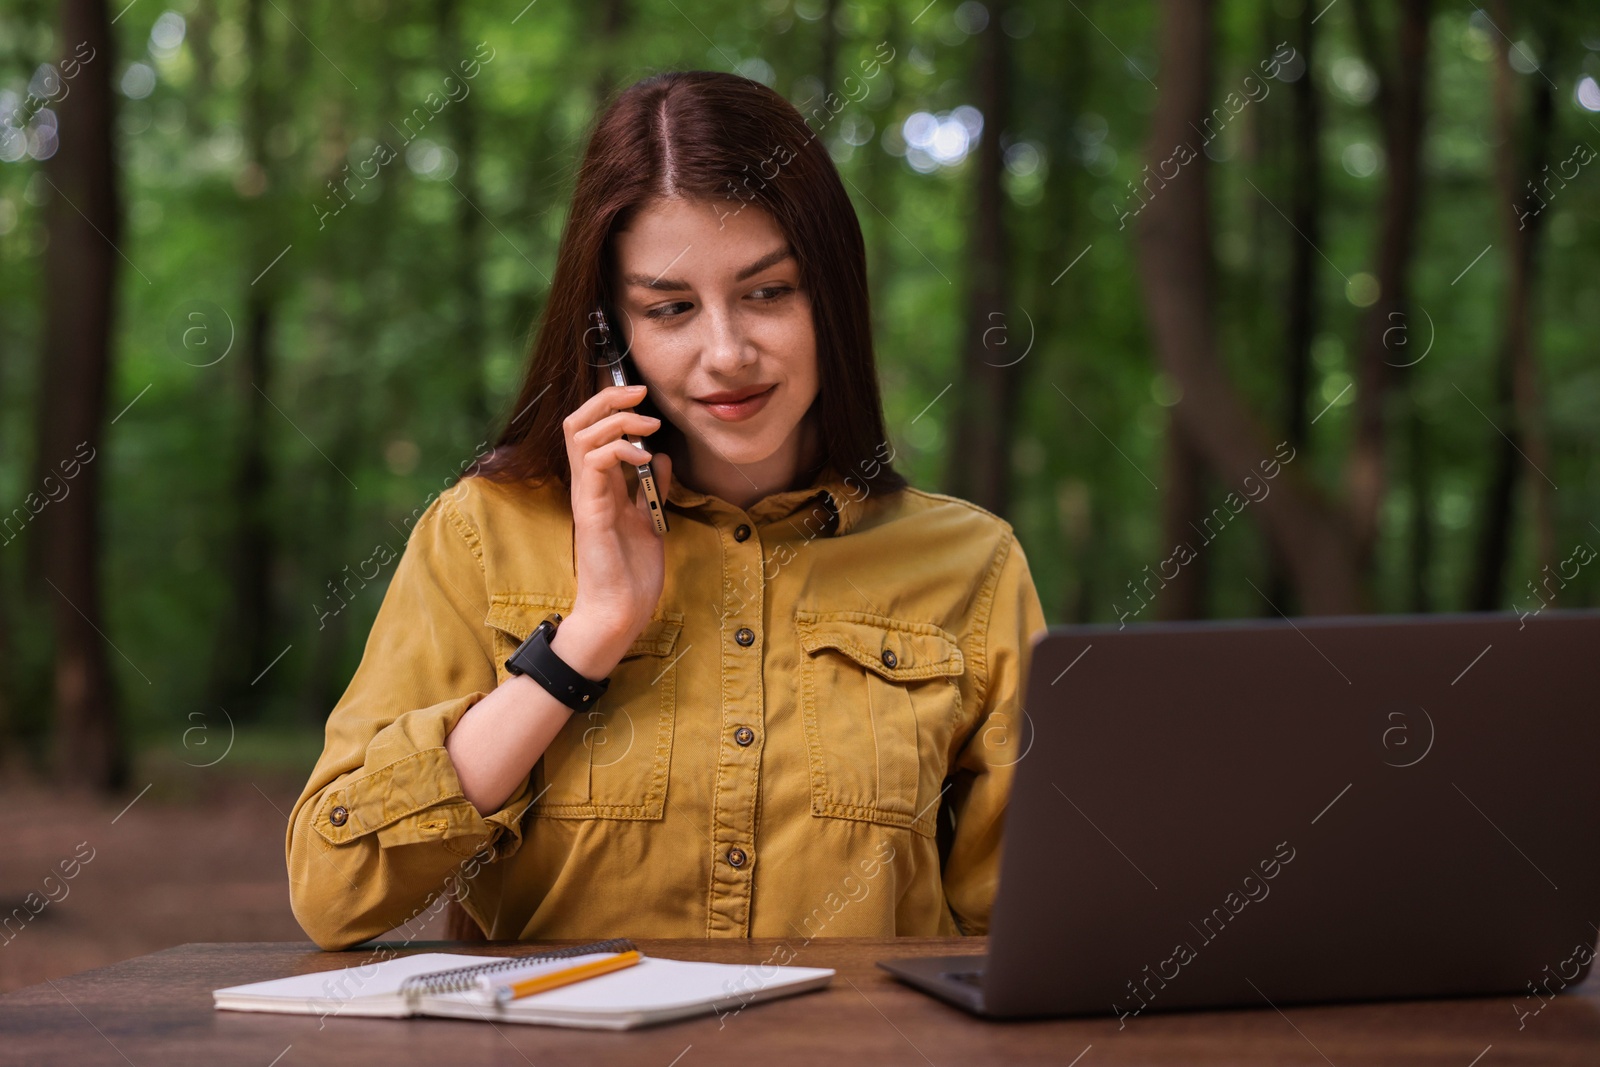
694, 383, 777, 422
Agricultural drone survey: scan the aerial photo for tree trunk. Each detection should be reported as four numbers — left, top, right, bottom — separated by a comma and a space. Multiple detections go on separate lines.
438, 0, 489, 428
1156, 426, 1210, 619
1137, 0, 1363, 615
298, 277, 365, 723
39, 0, 125, 791
188, 0, 217, 121
863, 5, 901, 347
1345, 0, 1432, 580
947, 0, 1018, 515
592, 0, 630, 104
0, 570, 10, 756
301, 44, 402, 723
1471, 0, 1557, 608
1406, 401, 1432, 611
1268, 0, 1323, 614
1283, 2, 1320, 456
206, 0, 277, 719
819, 0, 840, 94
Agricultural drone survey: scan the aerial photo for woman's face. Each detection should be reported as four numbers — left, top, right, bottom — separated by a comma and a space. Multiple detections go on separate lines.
611, 196, 819, 487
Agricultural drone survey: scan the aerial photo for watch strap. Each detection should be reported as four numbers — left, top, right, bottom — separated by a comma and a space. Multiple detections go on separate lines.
505, 614, 612, 712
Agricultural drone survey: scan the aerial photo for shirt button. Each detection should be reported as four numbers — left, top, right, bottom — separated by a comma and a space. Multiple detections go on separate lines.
736, 627, 755, 647
881, 649, 898, 669
734, 523, 751, 542
734, 726, 755, 747
727, 847, 748, 868
329, 805, 349, 827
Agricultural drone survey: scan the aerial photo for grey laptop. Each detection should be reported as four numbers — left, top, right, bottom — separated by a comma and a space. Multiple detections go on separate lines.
878, 610, 1600, 1020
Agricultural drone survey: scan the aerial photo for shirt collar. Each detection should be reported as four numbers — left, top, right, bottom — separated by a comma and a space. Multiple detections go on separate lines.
665, 460, 860, 536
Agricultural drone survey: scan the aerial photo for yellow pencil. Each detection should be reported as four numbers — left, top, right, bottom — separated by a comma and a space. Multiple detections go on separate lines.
490, 950, 643, 1004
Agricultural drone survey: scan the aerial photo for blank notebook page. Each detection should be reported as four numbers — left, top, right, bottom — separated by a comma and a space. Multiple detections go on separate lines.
467, 956, 833, 1016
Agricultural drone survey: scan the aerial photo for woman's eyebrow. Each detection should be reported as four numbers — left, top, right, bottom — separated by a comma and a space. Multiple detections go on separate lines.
624, 244, 793, 292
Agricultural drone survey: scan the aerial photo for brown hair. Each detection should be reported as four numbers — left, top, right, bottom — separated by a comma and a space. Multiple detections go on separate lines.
467, 70, 907, 498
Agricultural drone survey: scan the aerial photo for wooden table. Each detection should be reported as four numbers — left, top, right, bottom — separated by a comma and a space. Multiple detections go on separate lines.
2, 938, 1597, 1065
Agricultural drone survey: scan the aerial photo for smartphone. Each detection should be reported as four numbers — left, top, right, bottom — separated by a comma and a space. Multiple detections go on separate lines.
590, 302, 668, 535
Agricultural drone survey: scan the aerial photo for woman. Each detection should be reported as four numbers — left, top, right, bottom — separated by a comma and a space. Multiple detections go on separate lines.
287, 70, 1047, 950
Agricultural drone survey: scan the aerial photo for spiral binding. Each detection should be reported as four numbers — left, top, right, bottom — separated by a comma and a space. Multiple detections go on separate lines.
397, 938, 639, 1003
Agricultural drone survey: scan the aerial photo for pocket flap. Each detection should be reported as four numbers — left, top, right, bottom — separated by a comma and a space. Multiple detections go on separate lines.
622, 615, 684, 658
484, 592, 572, 638
484, 593, 682, 660
795, 609, 964, 682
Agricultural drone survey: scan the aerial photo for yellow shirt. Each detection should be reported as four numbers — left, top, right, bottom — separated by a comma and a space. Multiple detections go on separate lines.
286, 460, 1048, 950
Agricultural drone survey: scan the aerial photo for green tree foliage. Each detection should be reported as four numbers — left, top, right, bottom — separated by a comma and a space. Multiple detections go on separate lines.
0, 0, 1596, 767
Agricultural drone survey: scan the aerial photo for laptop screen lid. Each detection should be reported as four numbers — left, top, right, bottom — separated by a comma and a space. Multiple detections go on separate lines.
981, 610, 1600, 1020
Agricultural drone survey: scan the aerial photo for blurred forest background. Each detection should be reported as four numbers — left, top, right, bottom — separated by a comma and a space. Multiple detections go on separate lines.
1, 0, 1599, 979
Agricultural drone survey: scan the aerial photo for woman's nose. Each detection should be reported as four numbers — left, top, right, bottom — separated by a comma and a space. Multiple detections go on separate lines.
700, 303, 757, 374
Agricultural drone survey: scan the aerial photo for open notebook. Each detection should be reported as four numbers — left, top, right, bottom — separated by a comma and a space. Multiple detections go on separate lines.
213, 939, 835, 1031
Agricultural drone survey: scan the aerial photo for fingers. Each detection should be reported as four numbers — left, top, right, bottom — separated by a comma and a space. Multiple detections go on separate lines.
566, 384, 672, 524
582, 436, 654, 474
562, 383, 648, 446
572, 409, 661, 453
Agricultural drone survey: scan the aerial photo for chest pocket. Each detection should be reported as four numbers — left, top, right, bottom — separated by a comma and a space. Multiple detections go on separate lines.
795, 609, 966, 838
485, 592, 684, 820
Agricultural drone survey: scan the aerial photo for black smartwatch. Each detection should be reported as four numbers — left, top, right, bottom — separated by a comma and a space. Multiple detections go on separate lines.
504, 612, 612, 713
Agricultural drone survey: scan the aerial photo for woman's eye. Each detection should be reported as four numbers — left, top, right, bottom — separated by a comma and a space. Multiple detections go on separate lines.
645, 301, 693, 320
751, 285, 794, 302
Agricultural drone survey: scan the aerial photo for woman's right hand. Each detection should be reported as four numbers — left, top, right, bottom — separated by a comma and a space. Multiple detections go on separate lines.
558, 381, 674, 674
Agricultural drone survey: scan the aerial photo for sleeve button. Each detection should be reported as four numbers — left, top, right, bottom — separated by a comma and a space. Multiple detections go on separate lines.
329, 805, 349, 827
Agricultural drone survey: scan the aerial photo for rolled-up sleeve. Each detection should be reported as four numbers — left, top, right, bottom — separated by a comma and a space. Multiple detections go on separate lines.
286, 482, 535, 950
942, 530, 1048, 935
